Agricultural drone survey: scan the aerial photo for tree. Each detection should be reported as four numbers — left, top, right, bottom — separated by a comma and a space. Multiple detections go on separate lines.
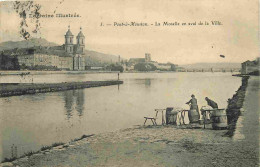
12, 56, 20, 70
20, 63, 27, 70
134, 63, 157, 71
0, 54, 20, 70
13, 1, 41, 40
108, 64, 124, 72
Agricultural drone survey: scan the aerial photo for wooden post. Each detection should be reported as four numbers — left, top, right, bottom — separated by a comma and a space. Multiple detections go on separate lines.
162, 110, 164, 125
203, 112, 206, 129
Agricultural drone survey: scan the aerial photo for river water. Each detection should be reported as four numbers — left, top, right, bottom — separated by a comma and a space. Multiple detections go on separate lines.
0, 72, 241, 161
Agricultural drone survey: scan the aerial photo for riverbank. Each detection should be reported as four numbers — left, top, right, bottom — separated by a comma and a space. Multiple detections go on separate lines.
225, 76, 249, 136
1, 124, 258, 167
0, 71, 121, 76
0, 76, 258, 167
0, 80, 123, 97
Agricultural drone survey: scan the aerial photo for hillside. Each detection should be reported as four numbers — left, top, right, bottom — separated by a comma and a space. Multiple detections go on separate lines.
0, 38, 120, 64
0, 38, 58, 51
180, 63, 241, 69
85, 50, 120, 64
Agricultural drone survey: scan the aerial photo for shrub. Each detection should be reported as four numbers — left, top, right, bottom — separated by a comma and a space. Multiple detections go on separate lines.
134, 63, 157, 71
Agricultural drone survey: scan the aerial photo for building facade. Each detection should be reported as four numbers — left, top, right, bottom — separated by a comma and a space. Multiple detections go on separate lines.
16, 47, 74, 70
241, 57, 260, 74
58, 56, 73, 70
64, 26, 85, 70
145, 53, 151, 62
128, 53, 152, 66
153, 63, 172, 70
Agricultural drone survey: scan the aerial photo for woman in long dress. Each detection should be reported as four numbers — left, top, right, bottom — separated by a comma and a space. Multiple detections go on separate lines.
186, 94, 200, 120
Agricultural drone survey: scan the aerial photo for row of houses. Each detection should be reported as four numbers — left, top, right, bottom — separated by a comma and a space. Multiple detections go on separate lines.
1, 46, 82, 70
127, 53, 175, 71
17, 47, 73, 70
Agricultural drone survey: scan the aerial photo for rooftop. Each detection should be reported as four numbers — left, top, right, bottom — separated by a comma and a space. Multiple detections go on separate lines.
77, 31, 85, 37
65, 29, 73, 36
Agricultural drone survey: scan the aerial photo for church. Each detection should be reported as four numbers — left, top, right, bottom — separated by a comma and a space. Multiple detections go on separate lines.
3, 26, 86, 71
64, 26, 86, 70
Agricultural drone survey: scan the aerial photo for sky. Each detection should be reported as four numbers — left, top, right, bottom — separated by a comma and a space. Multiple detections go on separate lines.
0, 0, 258, 64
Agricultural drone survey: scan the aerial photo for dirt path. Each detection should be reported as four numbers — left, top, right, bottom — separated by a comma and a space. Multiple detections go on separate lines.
1, 124, 255, 167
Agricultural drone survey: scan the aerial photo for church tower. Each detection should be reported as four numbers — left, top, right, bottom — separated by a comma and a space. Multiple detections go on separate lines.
76, 27, 85, 54
65, 25, 74, 54
73, 27, 86, 71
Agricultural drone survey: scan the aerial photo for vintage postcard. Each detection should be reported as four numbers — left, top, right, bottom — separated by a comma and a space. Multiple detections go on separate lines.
0, 0, 259, 166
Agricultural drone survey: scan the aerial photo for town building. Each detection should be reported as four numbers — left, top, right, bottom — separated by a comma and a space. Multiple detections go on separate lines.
128, 53, 152, 66
145, 53, 151, 62
153, 63, 172, 71
64, 26, 86, 70
1, 26, 86, 71
127, 53, 176, 71
241, 57, 260, 74
15, 47, 73, 70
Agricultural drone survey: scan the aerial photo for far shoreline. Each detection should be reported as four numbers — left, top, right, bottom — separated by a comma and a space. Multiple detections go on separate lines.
0, 70, 239, 76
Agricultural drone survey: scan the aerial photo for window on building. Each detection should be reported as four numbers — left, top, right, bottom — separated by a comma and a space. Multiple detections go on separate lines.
81, 39, 83, 44
70, 46, 72, 52
70, 37, 72, 43
81, 47, 83, 52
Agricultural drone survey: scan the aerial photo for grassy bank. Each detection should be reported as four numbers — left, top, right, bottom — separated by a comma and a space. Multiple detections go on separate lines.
1, 134, 95, 164
0, 80, 123, 97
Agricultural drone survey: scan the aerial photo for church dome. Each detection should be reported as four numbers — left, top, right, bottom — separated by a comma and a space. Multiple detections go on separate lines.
65, 29, 73, 36
65, 26, 73, 36
77, 27, 85, 37
77, 31, 85, 37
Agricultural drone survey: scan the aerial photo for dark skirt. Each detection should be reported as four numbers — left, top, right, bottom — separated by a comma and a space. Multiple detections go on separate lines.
190, 105, 200, 119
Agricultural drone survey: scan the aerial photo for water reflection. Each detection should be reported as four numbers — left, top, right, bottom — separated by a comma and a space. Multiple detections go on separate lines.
75, 90, 84, 117
1, 127, 36, 160
144, 78, 151, 87
63, 90, 74, 119
62, 89, 85, 119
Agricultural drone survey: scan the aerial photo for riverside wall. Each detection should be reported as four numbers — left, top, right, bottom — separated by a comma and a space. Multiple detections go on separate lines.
225, 76, 249, 136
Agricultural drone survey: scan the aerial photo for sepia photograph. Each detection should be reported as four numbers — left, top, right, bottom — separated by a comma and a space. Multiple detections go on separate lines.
0, 0, 259, 166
